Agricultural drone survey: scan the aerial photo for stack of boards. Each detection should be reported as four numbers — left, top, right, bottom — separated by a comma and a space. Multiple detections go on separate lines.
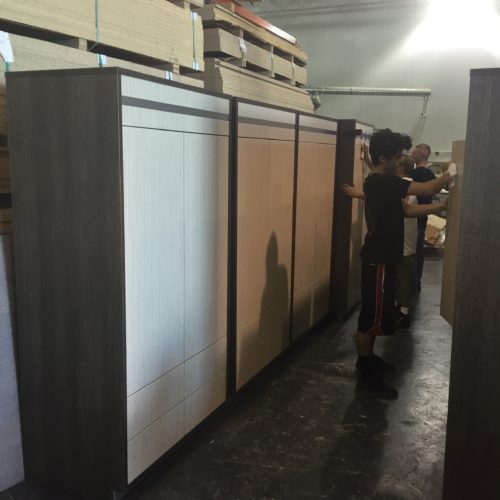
199, 2, 313, 112
0, 0, 206, 233
0, 0, 313, 233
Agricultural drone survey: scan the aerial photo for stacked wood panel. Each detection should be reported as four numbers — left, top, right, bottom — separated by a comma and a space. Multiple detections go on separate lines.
200, 3, 313, 113
0, 0, 206, 234
331, 120, 373, 318
7, 68, 230, 499
292, 114, 337, 339
234, 100, 295, 390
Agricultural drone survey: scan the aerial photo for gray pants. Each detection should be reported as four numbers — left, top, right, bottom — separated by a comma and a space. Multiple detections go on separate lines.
397, 254, 416, 308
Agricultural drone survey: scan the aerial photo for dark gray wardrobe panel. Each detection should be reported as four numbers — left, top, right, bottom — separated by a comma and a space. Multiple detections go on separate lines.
331, 120, 372, 318
7, 70, 126, 498
443, 68, 500, 500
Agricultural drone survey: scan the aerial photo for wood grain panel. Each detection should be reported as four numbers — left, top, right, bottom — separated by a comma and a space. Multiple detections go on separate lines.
294, 142, 317, 289
127, 401, 185, 483
127, 364, 184, 441
7, 71, 126, 497
440, 140, 465, 326
236, 138, 269, 328
236, 132, 294, 389
312, 143, 336, 321
443, 68, 500, 500
122, 127, 185, 396
184, 337, 227, 397
291, 284, 312, 340
314, 143, 336, 281
184, 134, 229, 359
293, 137, 335, 338
184, 370, 226, 433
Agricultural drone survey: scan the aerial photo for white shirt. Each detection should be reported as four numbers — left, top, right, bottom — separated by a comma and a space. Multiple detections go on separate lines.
403, 176, 418, 256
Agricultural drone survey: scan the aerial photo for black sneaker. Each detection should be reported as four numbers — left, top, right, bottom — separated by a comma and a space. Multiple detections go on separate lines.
395, 313, 411, 329
356, 375, 398, 400
355, 354, 395, 376
370, 354, 395, 373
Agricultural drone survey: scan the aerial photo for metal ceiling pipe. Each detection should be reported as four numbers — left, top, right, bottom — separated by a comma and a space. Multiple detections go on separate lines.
306, 86, 431, 97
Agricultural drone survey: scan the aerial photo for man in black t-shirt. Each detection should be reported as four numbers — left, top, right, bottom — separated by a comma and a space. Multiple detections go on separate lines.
355, 130, 455, 399
410, 143, 436, 291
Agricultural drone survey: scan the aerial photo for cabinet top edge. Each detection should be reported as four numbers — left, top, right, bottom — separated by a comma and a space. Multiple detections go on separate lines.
6, 67, 232, 102
470, 67, 500, 77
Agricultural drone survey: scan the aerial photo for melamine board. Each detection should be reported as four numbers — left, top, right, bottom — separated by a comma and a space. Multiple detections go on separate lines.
184, 134, 229, 359
236, 138, 270, 327
440, 140, 465, 326
236, 130, 294, 389
127, 401, 185, 483
127, 364, 184, 441
294, 142, 317, 290
184, 337, 227, 397
292, 138, 335, 338
7, 70, 127, 497
123, 127, 185, 396
184, 370, 226, 432
443, 68, 500, 500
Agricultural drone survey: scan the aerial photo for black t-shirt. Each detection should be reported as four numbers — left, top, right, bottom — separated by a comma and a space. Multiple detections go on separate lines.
361, 173, 411, 263
411, 166, 436, 228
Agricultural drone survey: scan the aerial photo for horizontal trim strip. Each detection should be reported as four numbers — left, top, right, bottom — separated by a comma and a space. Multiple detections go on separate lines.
299, 125, 337, 135
122, 96, 230, 121
238, 116, 296, 130
123, 125, 229, 138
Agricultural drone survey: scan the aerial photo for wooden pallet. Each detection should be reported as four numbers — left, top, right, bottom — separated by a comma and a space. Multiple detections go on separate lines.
199, 4, 307, 65
204, 27, 307, 87
202, 58, 313, 113
0, 0, 204, 73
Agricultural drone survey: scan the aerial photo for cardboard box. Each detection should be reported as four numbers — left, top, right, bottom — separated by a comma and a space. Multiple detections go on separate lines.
425, 214, 446, 247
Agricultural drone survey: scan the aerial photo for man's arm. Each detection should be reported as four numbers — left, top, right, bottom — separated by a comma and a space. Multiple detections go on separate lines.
342, 184, 365, 199
402, 198, 447, 217
406, 162, 457, 197
362, 142, 374, 171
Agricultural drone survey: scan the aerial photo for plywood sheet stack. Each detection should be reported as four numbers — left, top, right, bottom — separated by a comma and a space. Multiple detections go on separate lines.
0, 0, 206, 234
200, 2, 313, 112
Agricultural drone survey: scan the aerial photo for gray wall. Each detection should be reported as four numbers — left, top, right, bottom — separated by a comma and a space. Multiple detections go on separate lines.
0, 234, 24, 492
253, 0, 500, 156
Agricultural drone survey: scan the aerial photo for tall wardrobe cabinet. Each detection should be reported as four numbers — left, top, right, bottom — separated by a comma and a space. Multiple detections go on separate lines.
7, 68, 230, 499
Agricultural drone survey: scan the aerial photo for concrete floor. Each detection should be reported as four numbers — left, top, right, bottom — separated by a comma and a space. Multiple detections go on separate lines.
0, 253, 452, 500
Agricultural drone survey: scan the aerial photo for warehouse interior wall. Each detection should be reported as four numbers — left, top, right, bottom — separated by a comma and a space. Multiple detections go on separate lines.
252, 0, 500, 156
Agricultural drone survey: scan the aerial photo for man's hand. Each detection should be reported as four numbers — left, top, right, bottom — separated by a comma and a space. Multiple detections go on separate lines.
362, 142, 374, 170
445, 161, 457, 178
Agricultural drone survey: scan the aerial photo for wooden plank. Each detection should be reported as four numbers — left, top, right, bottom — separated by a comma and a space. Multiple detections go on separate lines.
199, 4, 307, 64
440, 139, 465, 326
203, 58, 313, 112
0, 0, 204, 71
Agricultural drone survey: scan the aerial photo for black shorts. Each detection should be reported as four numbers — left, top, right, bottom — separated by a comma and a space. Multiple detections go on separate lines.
358, 257, 397, 336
